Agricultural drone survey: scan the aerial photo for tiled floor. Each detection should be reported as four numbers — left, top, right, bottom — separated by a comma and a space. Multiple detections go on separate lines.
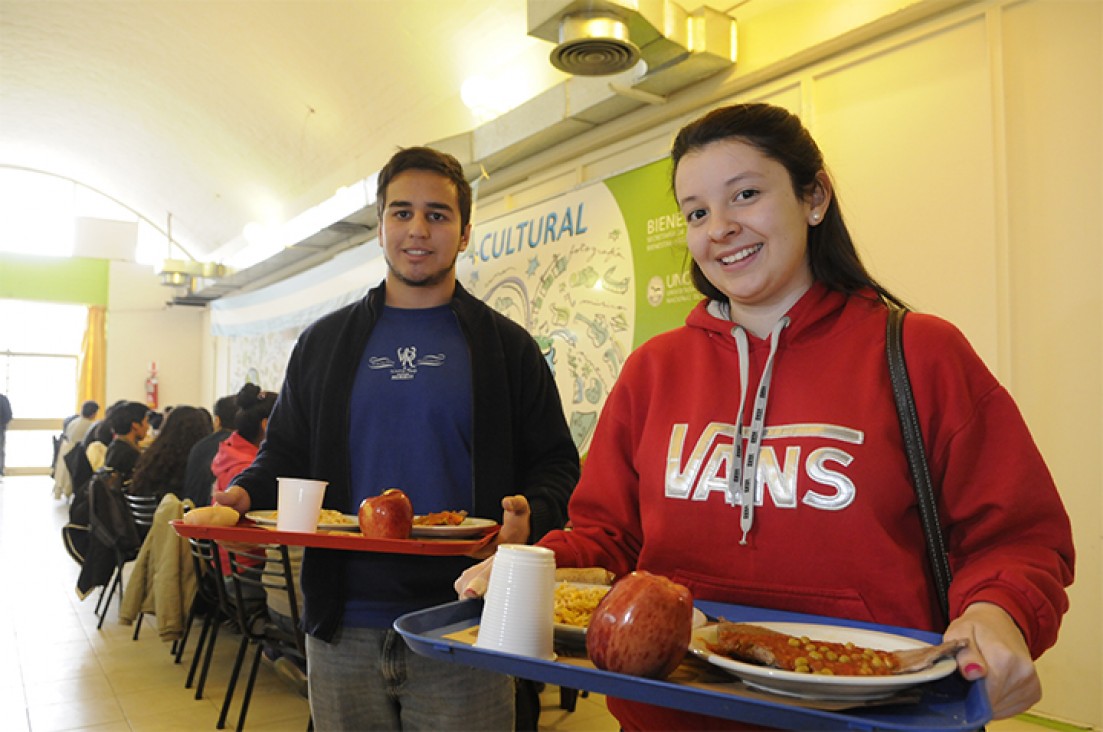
0, 475, 616, 732
0, 474, 1049, 731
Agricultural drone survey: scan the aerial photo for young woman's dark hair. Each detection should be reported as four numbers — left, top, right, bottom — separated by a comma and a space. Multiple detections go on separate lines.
233, 384, 278, 444
375, 146, 473, 229
129, 405, 213, 499
670, 103, 905, 309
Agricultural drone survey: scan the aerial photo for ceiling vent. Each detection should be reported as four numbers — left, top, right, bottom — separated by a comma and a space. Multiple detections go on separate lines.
550, 12, 641, 76
529, 0, 736, 92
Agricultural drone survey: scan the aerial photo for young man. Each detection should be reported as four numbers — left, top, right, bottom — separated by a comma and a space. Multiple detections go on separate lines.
218, 147, 579, 730
0, 392, 11, 477
102, 401, 150, 482
53, 400, 100, 499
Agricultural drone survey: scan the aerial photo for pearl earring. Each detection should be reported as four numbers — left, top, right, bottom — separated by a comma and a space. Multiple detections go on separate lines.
811, 212, 820, 223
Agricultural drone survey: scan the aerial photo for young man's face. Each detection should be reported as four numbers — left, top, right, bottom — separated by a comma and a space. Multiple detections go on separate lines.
133, 414, 151, 441
380, 169, 470, 306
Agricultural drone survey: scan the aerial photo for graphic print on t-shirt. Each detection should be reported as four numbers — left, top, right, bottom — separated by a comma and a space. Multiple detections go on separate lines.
367, 346, 446, 381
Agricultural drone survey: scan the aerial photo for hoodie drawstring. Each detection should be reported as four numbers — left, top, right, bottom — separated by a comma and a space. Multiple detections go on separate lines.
728, 316, 789, 545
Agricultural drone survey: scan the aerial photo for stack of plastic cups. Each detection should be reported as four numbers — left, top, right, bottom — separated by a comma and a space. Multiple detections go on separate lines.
475, 544, 556, 660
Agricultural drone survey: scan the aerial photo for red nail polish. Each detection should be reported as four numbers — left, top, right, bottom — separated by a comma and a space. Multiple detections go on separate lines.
963, 663, 984, 677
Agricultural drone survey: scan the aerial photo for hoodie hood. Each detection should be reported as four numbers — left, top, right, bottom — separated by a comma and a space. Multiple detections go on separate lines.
211, 431, 259, 494
685, 281, 856, 345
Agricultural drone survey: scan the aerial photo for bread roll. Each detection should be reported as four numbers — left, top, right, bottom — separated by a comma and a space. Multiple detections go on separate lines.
183, 505, 241, 527
555, 567, 615, 585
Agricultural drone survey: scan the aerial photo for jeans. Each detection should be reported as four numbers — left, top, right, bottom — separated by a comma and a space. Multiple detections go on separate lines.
307, 626, 514, 731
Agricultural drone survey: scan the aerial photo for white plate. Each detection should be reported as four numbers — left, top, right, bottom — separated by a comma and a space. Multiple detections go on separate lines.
409, 516, 497, 538
245, 510, 359, 531
690, 621, 957, 701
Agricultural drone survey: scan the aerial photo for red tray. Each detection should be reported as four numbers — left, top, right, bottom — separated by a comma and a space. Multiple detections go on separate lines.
170, 519, 499, 556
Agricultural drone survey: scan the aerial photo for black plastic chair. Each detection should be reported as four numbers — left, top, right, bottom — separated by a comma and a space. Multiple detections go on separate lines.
92, 486, 151, 630
181, 537, 237, 701
220, 543, 307, 731
124, 493, 160, 640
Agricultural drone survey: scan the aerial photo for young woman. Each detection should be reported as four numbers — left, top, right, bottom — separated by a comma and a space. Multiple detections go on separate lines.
210, 384, 277, 495
128, 405, 211, 498
459, 103, 1074, 728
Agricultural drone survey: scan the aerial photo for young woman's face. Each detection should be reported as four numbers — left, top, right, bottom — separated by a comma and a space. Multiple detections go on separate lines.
675, 139, 822, 314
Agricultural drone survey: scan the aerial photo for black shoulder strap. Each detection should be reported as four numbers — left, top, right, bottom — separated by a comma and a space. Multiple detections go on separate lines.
886, 307, 953, 625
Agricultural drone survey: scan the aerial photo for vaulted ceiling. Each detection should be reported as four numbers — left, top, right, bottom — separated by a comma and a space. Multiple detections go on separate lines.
1, 1, 567, 259
1, 0, 742, 287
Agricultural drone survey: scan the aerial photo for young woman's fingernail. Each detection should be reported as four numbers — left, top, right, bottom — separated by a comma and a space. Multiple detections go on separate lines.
963, 663, 984, 677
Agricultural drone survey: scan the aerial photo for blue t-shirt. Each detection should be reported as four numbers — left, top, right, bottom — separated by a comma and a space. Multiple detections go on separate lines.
343, 305, 476, 627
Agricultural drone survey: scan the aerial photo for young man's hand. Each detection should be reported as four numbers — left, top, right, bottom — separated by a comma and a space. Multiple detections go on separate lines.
458, 494, 533, 590
213, 484, 252, 515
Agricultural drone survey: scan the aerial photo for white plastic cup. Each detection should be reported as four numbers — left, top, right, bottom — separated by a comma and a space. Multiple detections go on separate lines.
276, 477, 328, 532
475, 544, 556, 660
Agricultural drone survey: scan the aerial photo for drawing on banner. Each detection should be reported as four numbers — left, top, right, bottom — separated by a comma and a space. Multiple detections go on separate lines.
459, 184, 633, 454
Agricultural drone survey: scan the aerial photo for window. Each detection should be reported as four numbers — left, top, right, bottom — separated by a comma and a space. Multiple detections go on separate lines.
1, 299, 87, 471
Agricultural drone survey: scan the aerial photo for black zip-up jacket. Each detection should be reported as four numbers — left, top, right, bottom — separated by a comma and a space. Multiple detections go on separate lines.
232, 281, 580, 640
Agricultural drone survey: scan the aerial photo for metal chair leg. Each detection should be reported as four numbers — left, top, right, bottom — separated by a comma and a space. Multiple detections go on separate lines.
176, 606, 200, 664
217, 634, 251, 729
234, 642, 265, 732
194, 616, 222, 700
184, 613, 212, 688
96, 568, 122, 630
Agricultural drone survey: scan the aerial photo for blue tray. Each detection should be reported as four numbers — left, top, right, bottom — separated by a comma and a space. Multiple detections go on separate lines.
395, 599, 991, 731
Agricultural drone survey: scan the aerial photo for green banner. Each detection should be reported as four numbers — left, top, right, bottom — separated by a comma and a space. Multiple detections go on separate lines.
603, 158, 697, 348
0, 254, 109, 306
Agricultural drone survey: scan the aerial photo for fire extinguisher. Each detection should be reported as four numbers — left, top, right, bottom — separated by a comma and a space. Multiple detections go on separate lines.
145, 361, 159, 410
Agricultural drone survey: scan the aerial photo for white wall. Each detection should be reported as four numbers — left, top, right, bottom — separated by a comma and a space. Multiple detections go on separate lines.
106, 261, 205, 411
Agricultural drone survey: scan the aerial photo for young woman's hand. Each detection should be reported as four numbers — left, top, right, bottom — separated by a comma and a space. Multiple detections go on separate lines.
455, 556, 495, 599
944, 602, 1040, 718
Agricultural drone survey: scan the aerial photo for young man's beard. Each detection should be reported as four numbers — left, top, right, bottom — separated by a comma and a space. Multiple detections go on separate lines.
385, 252, 460, 289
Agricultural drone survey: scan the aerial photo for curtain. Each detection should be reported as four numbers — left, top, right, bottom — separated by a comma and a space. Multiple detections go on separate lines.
78, 305, 106, 411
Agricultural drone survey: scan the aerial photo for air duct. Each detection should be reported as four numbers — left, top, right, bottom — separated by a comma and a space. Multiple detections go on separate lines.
528, 0, 736, 92
550, 12, 640, 76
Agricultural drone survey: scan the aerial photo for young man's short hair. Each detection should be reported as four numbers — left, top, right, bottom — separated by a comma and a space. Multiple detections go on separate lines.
110, 401, 149, 436
375, 147, 472, 229
213, 394, 238, 428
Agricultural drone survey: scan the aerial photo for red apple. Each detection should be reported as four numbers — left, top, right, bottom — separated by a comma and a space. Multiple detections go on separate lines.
358, 488, 414, 539
586, 571, 694, 679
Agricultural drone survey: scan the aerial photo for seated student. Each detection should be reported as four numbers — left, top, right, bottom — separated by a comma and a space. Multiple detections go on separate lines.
128, 406, 213, 500
210, 385, 307, 692
53, 400, 100, 500
180, 394, 236, 506
102, 401, 152, 483
82, 400, 128, 472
